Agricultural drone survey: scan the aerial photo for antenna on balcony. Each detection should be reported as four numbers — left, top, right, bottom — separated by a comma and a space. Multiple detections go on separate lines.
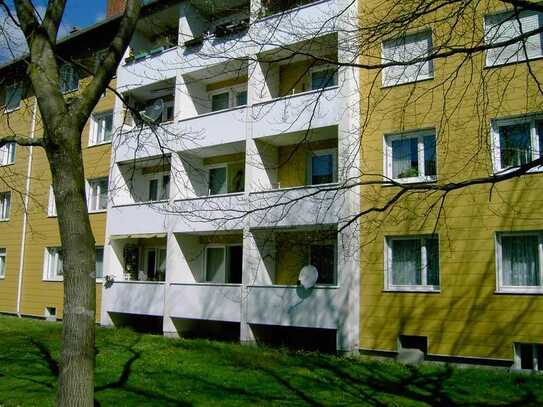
299, 265, 318, 289
140, 98, 164, 124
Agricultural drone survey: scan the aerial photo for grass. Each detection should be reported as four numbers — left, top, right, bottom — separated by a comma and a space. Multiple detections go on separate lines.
1, 316, 543, 406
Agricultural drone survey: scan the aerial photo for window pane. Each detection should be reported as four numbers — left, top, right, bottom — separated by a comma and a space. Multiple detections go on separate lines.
102, 114, 113, 142
391, 239, 421, 285
537, 121, 543, 158
227, 245, 243, 284
157, 249, 167, 281
5, 85, 22, 111
0, 248, 5, 278
311, 68, 337, 90
206, 247, 225, 283
425, 238, 440, 286
311, 154, 334, 184
148, 179, 159, 201
211, 92, 230, 111
392, 138, 418, 178
146, 249, 157, 280
95, 248, 104, 279
310, 244, 336, 285
161, 175, 170, 200
423, 135, 437, 177
502, 235, 540, 286
209, 167, 227, 195
499, 123, 531, 168
0, 192, 10, 219
520, 343, 535, 370
235, 90, 247, 106
0, 142, 15, 166
98, 179, 108, 210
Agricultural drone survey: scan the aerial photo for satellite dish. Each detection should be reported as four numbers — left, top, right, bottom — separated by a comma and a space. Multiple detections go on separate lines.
141, 98, 164, 123
299, 265, 318, 289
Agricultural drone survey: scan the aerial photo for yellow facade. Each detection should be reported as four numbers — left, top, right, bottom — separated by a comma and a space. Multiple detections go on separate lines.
359, 0, 543, 360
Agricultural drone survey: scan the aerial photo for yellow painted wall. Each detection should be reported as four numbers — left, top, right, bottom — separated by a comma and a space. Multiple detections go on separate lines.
359, 0, 543, 360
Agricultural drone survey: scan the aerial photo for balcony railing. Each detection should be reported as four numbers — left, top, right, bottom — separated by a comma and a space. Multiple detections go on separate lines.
102, 281, 166, 316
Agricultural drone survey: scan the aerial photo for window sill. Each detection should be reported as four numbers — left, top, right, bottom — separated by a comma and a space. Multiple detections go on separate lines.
493, 165, 543, 176
381, 75, 434, 89
88, 141, 112, 149
0, 218, 9, 223
62, 88, 79, 95
383, 176, 437, 186
0, 162, 15, 168
47, 214, 57, 218
384, 287, 440, 293
43, 278, 63, 282
89, 210, 107, 214
0, 276, 5, 280
4, 106, 21, 113
484, 55, 543, 70
495, 288, 543, 295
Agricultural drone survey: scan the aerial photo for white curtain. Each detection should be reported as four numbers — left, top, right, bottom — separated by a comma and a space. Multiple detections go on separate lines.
502, 235, 540, 286
392, 239, 421, 285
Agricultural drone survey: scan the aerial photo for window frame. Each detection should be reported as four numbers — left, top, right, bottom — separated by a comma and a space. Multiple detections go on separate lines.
0, 141, 16, 166
495, 231, 543, 294
484, 9, 543, 67
4, 83, 22, 112
143, 246, 167, 282
514, 342, 543, 371
87, 177, 109, 213
89, 110, 114, 146
95, 246, 104, 281
381, 30, 434, 87
203, 244, 243, 284
0, 248, 6, 279
47, 185, 57, 217
385, 235, 440, 292
145, 172, 170, 202
384, 129, 438, 183
59, 64, 79, 94
209, 84, 248, 113
207, 164, 229, 196
0, 192, 11, 221
309, 64, 339, 91
491, 115, 543, 173
43, 247, 63, 282
308, 241, 338, 286
308, 148, 338, 185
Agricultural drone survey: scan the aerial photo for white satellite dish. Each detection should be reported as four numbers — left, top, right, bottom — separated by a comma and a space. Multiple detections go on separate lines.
140, 98, 164, 123
299, 265, 318, 289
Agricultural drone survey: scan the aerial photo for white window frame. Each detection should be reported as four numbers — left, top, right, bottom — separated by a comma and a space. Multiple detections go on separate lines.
4, 83, 22, 112
309, 64, 339, 91
308, 148, 338, 185
381, 30, 434, 87
209, 84, 248, 112
484, 9, 543, 67
0, 192, 11, 221
59, 64, 79, 94
0, 141, 16, 166
384, 130, 437, 183
48, 185, 57, 217
143, 247, 167, 281
207, 164, 229, 196
95, 246, 104, 281
385, 235, 440, 292
203, 244, 243, 284
495, 231, 543, 294
308, 241, 338, 286
87, 177, 109, 213
514, 343, 543, 371
0, 248, 6, 279
89, 111, 113, 146
145, 172, 170, 202
491, 115, 543, 173
43, 247, 63, 281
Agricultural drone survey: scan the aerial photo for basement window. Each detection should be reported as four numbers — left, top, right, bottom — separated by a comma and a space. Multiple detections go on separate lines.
399, 335, 428, 354
514, 343, 543, 371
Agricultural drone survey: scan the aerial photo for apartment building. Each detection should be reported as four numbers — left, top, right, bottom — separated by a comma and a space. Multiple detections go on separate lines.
0, 14, 123, 321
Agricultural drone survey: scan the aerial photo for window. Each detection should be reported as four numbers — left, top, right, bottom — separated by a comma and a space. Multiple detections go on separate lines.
492, 117, 543, 172
496, 232, 543, 293
48, 185, 57, 217
88, 178, 108, 212
205, 245, 242, 284
385, 130, 437, 182
309, 149, 337, 185
90, 111, 113, 145
0, 248, 5, 278
0, 192, 11, 220
0, 142, 16, 166
484, 10, 543, 67
44, 247, 63, 281
309, 243, 336, 285
144, 247, 167, 281
210, 85, 248, 112
95, 247, 104, 280
207, 163, 245, 195
59, 64, 79, 93
385, 236, 440, 291
382, 31, 433, 87
147, 174, 170, 201
208, 166, 227, 195
310, 65, 338, 90
515, 343, 543, 371
4, 83, 22, 111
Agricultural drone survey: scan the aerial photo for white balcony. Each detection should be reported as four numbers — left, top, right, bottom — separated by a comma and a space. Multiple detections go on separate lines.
167, 283, 242, 322
251, 87, 342, 139
169, 194, 247, 233
246, 285, 341, 329
248, 185, 343, 228
108, 202, 170, 236
115, 121, 178, 163
102, 281, 165, 316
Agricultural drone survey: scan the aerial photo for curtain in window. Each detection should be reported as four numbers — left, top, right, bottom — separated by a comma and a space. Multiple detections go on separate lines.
502, 235, 540, 286
426, 238, 439, 285
392, 138, 418, 178
499, 123, 531, 168
391, 239, 421, 285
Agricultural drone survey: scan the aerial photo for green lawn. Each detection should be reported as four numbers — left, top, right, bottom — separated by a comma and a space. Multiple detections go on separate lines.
0, 316, 542, 406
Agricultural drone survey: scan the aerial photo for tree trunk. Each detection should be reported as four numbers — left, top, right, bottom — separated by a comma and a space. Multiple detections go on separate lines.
46, 127, 97, 407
